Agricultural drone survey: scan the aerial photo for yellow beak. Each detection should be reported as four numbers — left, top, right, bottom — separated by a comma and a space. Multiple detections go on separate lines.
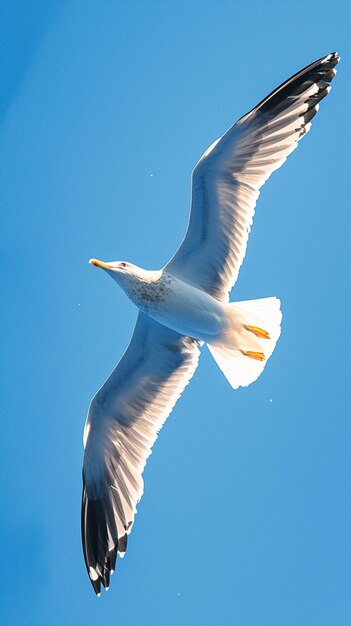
89, 258, 112, 270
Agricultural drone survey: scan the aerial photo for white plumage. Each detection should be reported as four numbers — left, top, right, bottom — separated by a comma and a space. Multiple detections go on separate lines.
82, 53, 339, 594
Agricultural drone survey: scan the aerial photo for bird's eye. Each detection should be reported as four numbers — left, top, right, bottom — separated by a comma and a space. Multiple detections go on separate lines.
120, 262, 127, 268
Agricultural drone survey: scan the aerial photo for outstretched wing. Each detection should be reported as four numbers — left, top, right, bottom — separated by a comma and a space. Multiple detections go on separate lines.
166, 52, 339, 300
82, 312, 201, 594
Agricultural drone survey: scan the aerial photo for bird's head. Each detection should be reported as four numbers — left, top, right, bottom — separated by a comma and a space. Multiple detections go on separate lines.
89, 258, 160, 296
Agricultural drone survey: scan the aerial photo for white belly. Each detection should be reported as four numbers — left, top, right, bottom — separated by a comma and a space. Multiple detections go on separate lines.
140, 274, 227, 341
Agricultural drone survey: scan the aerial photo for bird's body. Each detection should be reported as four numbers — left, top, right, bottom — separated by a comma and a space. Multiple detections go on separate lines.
82, 53, 339, 594
106, 265, 228, 341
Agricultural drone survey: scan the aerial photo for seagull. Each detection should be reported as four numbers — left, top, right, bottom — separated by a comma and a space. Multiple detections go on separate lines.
82, 52, 339, 594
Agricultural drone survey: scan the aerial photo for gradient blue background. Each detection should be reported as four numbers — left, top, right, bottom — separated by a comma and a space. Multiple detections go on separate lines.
1, 2, 350, 624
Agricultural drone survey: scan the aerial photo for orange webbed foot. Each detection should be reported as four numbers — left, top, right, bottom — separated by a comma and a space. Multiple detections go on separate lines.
240, 350, 266, 362
244, 324, 270, 340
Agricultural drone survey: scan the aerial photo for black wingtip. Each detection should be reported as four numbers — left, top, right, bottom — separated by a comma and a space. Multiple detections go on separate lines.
261, 54, 339, 115
239, 52, 340, 126
102, 568, 110, 590
326, 51, 339, 62
92, 577, 101, 596
81, 485, 121, 595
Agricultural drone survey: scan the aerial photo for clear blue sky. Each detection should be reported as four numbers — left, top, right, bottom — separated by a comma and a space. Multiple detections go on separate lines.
1, 2, 350, 624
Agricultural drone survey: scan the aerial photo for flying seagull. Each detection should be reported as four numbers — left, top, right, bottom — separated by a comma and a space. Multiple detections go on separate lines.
82, 52, 339, 594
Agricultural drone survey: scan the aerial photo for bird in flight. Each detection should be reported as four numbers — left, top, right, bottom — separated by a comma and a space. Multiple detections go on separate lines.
82, 52, 339, 594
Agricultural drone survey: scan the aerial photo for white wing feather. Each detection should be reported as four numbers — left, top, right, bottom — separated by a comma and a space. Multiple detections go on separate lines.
82, 312, 201, 594
166, 52, 339, 300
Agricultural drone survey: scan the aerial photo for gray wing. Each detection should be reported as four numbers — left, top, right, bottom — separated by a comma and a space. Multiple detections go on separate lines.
82, 312, 201, 594
166, 52, 339, 300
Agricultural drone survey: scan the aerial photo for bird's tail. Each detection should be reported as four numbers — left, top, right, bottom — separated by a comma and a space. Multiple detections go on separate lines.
207, 297, 282, 389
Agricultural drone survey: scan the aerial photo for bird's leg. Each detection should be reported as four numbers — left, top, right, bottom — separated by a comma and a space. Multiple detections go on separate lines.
244, 324, 270, 340
240, 350, 266, 361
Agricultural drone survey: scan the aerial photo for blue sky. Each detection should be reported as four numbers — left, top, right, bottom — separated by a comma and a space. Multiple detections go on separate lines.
1, 1, 350, 624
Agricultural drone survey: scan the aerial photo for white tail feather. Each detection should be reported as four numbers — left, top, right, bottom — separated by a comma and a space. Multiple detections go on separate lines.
208, 297, 282, 389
